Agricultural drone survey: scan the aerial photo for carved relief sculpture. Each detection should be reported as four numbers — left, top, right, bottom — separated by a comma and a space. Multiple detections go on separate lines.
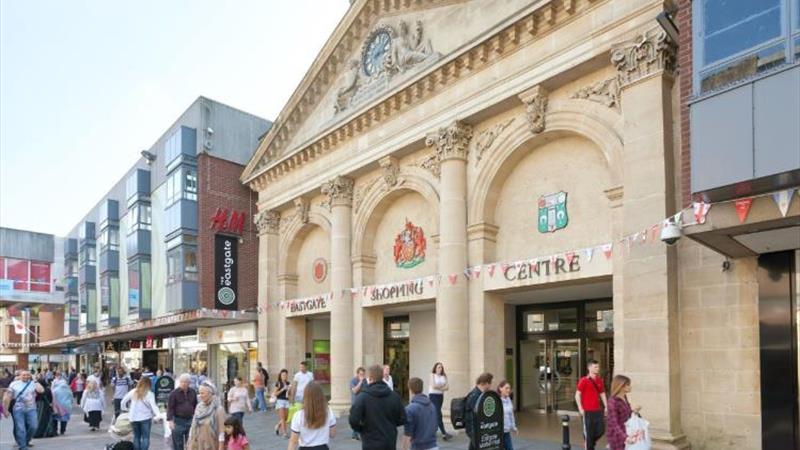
379, 156, 402, 188
294, 198, 310, 224
321, 175, 354, 209
425, 120, 473, 162
519, 85, 548, 134
334, 60, 362, 113
611, 28, 677, 86
254, 209, 280, 235
572, 78, 620, 109
474, 118, 515, 165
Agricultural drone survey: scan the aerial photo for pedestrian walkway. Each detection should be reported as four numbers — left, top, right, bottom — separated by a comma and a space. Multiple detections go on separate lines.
1, 403, 583, 449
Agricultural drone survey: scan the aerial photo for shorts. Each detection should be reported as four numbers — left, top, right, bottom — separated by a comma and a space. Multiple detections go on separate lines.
276, 399, 290, 410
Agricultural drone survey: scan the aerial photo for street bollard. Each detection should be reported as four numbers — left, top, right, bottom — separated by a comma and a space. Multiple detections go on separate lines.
561, 414, 571, 450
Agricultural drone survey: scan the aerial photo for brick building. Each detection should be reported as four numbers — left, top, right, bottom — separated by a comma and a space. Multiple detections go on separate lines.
41, 97, 271, 390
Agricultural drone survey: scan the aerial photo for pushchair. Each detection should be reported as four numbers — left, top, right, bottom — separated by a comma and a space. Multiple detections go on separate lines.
105, 412, 134, 450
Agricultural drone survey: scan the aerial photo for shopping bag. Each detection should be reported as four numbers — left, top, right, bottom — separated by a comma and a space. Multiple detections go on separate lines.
624, 413, 651, 450
287, 402, 302, 423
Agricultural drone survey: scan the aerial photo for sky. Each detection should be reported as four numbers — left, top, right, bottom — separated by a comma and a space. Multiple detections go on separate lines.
0, 0, 351, 236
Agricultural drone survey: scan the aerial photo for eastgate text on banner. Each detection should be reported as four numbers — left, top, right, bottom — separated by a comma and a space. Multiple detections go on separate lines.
291, 297, 327, 313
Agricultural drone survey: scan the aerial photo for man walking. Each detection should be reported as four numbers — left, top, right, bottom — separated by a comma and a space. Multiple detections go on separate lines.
289, 361, 313, 403
349, 364, 406, 450
465, 372, 493, 450
111, 367, 133, 418
401, 377, 437, 450
575, 359, 608, 450
167, 373, 198, 450
382, 364, 394, 392
349, 367, 367, 440
254, 361, 269, 411
5, 370, 44, 450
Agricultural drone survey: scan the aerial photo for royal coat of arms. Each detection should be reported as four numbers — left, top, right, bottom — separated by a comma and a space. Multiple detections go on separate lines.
393, 219, 426, 268
538, 191, 569, 233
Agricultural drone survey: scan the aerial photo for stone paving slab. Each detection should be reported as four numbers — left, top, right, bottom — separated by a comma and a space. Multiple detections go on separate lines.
1, 404, 583, 450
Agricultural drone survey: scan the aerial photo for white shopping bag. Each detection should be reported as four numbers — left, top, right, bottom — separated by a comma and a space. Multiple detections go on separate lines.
161, 413, 174, 450
624, 413, 651, 450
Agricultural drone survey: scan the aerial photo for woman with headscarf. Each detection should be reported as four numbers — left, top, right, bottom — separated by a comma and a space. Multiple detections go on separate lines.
80, 379, 105, 431
51, 379, 73, 435
186, 381, 227, 450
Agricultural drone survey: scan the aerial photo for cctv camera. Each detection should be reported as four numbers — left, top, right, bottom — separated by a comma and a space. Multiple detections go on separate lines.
660, 220, 682, 245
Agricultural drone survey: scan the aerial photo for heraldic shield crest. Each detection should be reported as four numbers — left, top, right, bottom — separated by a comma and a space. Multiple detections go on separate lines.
538, 191, 568, 233
393, 219, 426, 268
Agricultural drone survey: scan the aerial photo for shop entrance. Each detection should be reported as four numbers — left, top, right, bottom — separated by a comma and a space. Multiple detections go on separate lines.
517, 300, 613, 415
142, 349, 170, 373
384, 316, 410, 402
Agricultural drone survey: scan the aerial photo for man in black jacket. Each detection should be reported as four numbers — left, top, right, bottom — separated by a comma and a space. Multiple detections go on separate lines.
349, 364, 407, 449
465, 372, 494, 450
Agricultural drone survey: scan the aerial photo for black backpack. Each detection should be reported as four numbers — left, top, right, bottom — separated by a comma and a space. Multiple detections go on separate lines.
450, 396, 467, 429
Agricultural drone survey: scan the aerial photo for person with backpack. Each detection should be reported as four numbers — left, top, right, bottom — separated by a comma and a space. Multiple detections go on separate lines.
401, 377, 437, 450
112, 367, 134, 419
575, 359, 608, 450
464, 372, 493, 450
349, 364, 406, 450
5, 369, 45, 450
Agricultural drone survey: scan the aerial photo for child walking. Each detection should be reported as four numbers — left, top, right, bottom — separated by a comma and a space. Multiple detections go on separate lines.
223, 415, 250, 450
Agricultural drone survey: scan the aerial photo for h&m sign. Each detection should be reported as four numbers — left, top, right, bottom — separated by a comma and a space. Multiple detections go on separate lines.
210, 208, 246, 234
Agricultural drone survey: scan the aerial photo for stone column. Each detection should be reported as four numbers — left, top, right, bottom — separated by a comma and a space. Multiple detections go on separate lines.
352, 255, 383, 368
613, 28, 688, 449
278, 274, 305, 370
426, 121, 472, 401
255, 209, 280, 372
321, 176, 355, 412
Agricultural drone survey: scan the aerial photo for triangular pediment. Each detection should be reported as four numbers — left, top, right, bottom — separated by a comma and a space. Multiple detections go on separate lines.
242, 0, 532, 185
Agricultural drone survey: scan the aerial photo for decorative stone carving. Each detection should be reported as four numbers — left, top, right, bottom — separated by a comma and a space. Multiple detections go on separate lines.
254, 210, 280, 235
321, 176, 354, 208
379, 156, 402, 188
334, 20, 440, 114
572, 78, 620, 109
425, 120, 473, 162
611, 28, 677, 87
294, 198, 310, 224
519, 85, 548, 134
474, 118, 515, 165
417, 154, 440, 179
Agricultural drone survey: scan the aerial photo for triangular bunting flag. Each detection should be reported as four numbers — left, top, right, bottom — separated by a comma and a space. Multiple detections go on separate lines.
473, 266, 481, 278
448, 274, 458, 285
565, 252, 576, 265
693, 202, 710, 224
602, 243, 613, 259
773, 189, 794, 217
735, 198, 753, 223
487, 264, 496, 278
584, 247, 594, 261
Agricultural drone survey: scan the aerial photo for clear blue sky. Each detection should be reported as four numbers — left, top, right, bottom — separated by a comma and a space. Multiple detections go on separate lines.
0, 0, 350, 236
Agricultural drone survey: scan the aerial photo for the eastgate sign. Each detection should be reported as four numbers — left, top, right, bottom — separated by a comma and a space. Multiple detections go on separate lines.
291, 297, 327, 313
214, 235, 238, 310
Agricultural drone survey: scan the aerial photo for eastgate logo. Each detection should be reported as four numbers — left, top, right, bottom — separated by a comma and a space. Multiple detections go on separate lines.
217, 239, 236, 305
290, 297, 327, 313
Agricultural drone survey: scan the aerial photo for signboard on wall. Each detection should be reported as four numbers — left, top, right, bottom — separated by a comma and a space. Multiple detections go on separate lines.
214, 235, 238, 310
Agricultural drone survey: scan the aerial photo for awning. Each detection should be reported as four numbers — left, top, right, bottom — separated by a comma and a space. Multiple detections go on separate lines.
39, 308, 258, 348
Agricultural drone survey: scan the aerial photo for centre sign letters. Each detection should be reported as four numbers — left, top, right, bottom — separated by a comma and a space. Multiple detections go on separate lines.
503, 255, 580, 281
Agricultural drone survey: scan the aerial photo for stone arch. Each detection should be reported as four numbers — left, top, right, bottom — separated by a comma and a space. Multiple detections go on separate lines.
352, 167, 440, 258
279, 207, 331, 276
469, 99, 624, 226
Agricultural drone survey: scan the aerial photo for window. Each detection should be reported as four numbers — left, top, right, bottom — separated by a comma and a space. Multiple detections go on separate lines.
6, 258, 28, 290
79, 246, 96, 267
0, 257, 4, 279
165, 130, 181, 167
166, 244, 198, 284
99, 228, 119, 250
185, 170, 198, 201
101, 275, 110, 314
29, 262, 51, 293
166, 171, 181, 205
129, 203, 152, 233
695, 0, 800, 93
66, 260, 78, 277
129, 264, 140, 313
166, 168, 198, 205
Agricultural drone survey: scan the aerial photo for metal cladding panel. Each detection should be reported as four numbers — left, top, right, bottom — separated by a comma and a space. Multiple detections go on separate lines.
79, 265, 96, 285
64, 238, 78, 258
126, 230, 152, 259
754, 67, 800, 178
0, 228, 55, 261
99, 249, 120, 273
691, 84, 753, 193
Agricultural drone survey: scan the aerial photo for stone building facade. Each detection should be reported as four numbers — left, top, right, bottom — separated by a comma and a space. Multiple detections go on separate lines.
240, 0, 791, 448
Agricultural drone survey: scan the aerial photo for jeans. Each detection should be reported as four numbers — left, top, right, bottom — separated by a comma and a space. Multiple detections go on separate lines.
429, 393, 447, 435
232, 411, 245, 422
255, 387, 268, 411
132, 419, 152, 450
503, 432, 514, 450
12, 407, 38, 450
172, 416, 192, 450
114, 398, 123, 418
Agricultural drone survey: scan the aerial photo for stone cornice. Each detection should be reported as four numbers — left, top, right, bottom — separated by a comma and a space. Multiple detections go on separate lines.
244, 0, 597, 191
611, 26, 677, 87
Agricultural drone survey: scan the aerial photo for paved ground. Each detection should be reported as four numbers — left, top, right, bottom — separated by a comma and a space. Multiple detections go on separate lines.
1, 400, 583, 449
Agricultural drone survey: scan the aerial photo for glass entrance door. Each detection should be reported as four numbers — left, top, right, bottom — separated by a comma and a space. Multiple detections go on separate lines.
520, 338, 580, 413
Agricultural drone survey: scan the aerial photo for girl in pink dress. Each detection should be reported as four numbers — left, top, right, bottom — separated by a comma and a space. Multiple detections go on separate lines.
223, 415, 250, 450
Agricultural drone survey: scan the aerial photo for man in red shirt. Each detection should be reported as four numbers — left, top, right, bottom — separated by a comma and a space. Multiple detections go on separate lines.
575, 359, 608, 450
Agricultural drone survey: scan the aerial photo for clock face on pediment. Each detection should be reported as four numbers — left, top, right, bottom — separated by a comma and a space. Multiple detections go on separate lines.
362, 29, 392, 77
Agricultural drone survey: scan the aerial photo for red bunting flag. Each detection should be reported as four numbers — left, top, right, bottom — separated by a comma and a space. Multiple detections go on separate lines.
693, 202, 711, 224
602, 243, 613, 259
448, 274, 458, 285
473, 266, 481, 278
735, 198, 753, 223
487, 264, 496, 278
565, 252, 576, 265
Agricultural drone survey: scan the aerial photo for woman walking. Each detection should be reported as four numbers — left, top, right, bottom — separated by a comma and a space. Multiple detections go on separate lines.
288, 382, 336, 450
428, 362, 453, 441
273, 369, 291, 437
186, 381, 227, 450
226, 376, 252, 422
606, 375, 640, 450
121, 376, 161, 450
51, 379, 73, 435
80, 379, 105, 431
70, 372, 85, 404
497, 380, 518, 450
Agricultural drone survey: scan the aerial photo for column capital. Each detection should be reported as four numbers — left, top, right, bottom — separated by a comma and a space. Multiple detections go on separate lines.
321, 176, 354, 208
425, 120, 473, 162
254, 209, 280, 235
518, 85, 548, 134
611, 27, 677, 88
